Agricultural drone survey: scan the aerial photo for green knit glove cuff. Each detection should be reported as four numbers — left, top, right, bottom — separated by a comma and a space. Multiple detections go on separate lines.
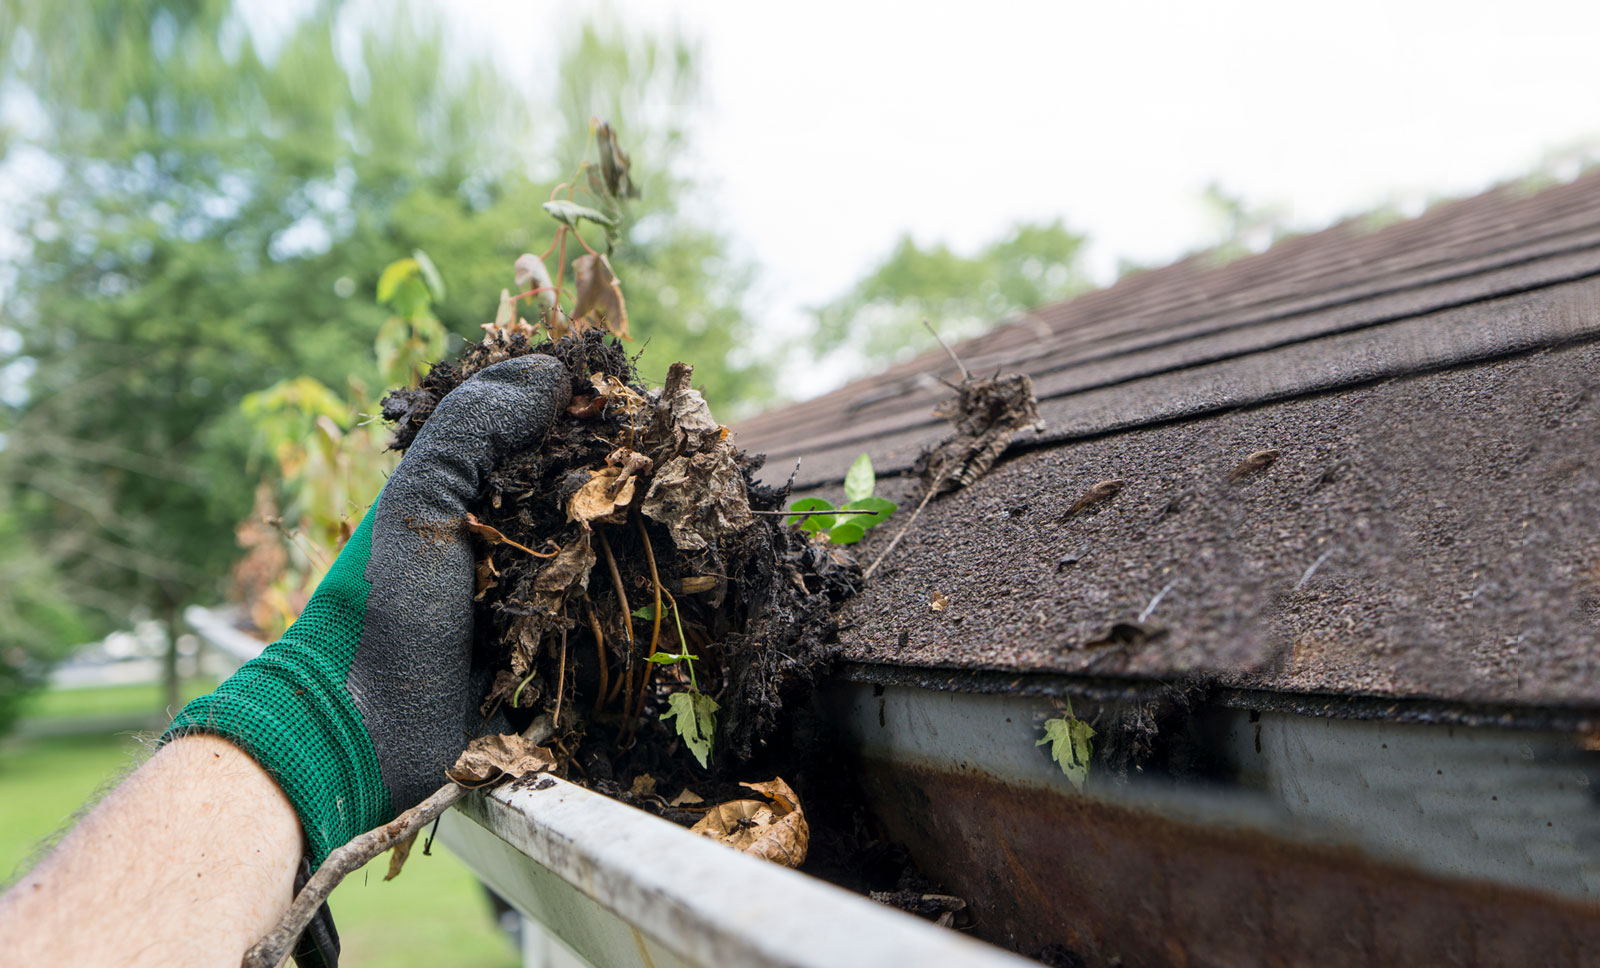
165, 505, 392, 868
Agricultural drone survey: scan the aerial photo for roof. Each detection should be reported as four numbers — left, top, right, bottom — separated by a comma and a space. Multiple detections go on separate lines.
735, 172, 1600, 710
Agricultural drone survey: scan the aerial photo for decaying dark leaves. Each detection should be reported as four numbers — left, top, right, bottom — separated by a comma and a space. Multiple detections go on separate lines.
446, 734, 558, 788
384, 328, 862, 798
913, 373, 1043, 497
689, 777, 809, 868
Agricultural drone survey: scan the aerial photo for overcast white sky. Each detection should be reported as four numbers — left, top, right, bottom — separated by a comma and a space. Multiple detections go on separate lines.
449, 0, 1600, 391
222, 0, 1600, 395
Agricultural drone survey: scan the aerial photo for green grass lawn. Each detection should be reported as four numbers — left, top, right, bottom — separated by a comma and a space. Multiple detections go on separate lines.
1, 682, 518, 968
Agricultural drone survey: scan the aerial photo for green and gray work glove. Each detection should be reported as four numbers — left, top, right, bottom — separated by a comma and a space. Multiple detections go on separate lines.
166, 355, 570, 868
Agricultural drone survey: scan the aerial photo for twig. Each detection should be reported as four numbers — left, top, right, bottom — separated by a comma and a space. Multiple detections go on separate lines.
750, 508, 881, 517
243, 783, 470, 968
863, 476, 944, 581
583, 596, 609, 714
629, 514, 664, 729
553, 622, 567, 728
597, 529, 633, 710
596, 529, 632, 644
1138, 580, 1177, 623
923, 319, 969, 381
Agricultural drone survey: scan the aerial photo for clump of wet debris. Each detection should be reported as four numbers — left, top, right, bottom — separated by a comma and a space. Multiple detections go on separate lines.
383, 328, 862, 794
379, 317, 1050, 935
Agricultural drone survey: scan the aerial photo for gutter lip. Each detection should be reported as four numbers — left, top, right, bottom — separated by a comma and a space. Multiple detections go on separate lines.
835, 661, 1600, 734
442, 775, 1034, 968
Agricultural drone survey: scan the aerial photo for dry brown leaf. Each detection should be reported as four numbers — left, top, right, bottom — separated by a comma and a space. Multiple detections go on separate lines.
474, 556, 501, 602
481, 288, 537, 342
629, 774, 657, 798
680, 576, 718, 594
531, 538, 596, 594
568, 467, 638, 526
689, 777, 809, 868
384, 832, 418, 881
590, 372, 647, 416
930, 591, 949, 612
513, 253, 556, 312
669, 788, 704, 807
446, 734, 557, 788
571, 252, 630, 340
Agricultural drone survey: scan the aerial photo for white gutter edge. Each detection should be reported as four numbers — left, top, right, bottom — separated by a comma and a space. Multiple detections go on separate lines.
440, 775, 1034, 968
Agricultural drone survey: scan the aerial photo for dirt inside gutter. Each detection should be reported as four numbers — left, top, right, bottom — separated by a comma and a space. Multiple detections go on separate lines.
381, 330, 985, 932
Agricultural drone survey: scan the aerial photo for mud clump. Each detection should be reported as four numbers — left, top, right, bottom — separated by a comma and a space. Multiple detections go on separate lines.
382, 330, 861, 794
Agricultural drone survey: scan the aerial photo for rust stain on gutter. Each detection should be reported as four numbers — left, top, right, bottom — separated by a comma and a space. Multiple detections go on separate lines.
858, 756, 1600, 967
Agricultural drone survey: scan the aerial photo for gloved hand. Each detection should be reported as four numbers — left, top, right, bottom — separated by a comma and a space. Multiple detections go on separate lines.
166, 354, 570, 869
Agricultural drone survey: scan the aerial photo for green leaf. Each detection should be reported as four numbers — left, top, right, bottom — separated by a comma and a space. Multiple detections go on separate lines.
841, 496, 897, 530
844, 453, 876, 503
542, 200, 618, 231
786, 497, 835, 532
375, 258, 420, 305
1036, 705, 1096, 792
647, 651, 684, 665
827, 521, 866, 544
632, 604, 657, 620
412, 248, 446, 302
661, 690, 719, 768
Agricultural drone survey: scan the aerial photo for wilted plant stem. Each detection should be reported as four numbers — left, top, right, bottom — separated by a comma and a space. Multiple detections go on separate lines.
243, 783, 469, 968
583, 597, 609, 714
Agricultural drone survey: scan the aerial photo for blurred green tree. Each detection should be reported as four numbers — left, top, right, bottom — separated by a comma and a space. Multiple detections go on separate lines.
810, 219, 1092, 369
0, 0, 765, 723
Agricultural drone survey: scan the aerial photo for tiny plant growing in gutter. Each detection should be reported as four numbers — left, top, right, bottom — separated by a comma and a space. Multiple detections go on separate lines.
638, 596, 719, 768
785, 453, 898, 544
1037, 700, 1096, 792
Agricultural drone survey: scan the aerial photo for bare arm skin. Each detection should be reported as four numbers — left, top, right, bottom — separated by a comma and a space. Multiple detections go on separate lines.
0, 734, 303, 968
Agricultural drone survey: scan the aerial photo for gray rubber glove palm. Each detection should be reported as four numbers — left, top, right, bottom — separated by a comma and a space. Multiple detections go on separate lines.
168, 354, 570, 866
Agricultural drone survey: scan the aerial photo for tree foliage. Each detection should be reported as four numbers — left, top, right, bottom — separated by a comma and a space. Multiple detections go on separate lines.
0, 0, 767, 728
811, 219, 1092, 368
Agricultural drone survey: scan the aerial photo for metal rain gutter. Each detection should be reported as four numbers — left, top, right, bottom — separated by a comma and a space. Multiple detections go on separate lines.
438, 776, 1034, 968
823, 670, 1600, 966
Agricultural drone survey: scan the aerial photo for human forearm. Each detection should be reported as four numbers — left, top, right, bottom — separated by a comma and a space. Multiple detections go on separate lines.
0, 734, 302, 968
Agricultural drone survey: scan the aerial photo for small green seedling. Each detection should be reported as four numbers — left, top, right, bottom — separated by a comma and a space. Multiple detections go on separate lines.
1037, 700, 1096, 792
637, 600, 718, 768
785, 453, 898, 545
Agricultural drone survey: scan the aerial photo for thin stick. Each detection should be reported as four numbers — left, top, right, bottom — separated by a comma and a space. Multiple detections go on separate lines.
596, 529, 633, 711
923, 319, 969, 381
596, 529, 632, 644
243, 783, 470, 968
863, 477, 944, 581
631, 514, 663, 725
584, 597, 609, 715
553, 622, 568, 728
751, 508, 881, 517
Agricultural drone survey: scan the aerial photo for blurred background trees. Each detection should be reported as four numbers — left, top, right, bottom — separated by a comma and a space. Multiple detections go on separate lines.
0, 0, 768, 721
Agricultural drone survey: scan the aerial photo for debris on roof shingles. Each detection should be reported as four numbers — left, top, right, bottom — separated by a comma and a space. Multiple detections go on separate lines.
737, 173, 1600, 707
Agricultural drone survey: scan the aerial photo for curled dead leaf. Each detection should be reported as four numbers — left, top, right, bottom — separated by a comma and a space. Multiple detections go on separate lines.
930, 591, 949, 612
689, 777, 809, 868
680, 576, 718, 594
669, 788, 705, 807
568, 467, 638, 526
513, 253, 556, 312
628, 774, 657, 798
446, 734, 557, 788
571, 252, 629, 340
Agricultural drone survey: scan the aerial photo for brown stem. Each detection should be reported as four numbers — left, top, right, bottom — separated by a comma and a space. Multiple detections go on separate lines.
584, 597, 609, 715
863, 477, 944, 581
597, 529, 634, 711
630, 514, 663, 725
242, 783, 470, 968
554, 622, 568, 729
